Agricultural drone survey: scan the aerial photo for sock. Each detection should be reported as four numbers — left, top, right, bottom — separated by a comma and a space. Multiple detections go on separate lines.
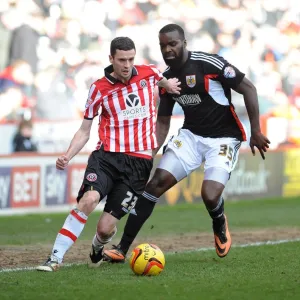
207, 197, 225, 224
92, 228, 117, 252
51, 208, 88, 263
118, 192, 157, 255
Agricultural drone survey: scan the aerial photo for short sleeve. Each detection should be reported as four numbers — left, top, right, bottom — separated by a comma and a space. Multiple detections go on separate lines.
202, 54, 245, 88
218, 63, 245, 88
148, 64, 164, 84
84, 83, 102, 119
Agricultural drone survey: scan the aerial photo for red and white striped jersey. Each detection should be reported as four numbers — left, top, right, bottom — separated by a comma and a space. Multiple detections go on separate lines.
84, 64, 163, 153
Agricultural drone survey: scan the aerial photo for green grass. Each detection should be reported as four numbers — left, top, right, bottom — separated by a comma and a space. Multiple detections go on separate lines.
1, 241, 300, 300
0, 196, 300, 300
0, 196, 299, 246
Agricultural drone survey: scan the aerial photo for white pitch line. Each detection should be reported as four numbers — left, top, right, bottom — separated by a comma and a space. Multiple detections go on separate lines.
168, 237, 300, 255
1, 238, 300, 273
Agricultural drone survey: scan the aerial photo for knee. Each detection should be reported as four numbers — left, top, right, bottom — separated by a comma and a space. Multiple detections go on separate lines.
78, 191, 99, 214
201, 182, 223, 204
97, 224, 116, 240
201, 192, 218, 205
146, 177, 162, 191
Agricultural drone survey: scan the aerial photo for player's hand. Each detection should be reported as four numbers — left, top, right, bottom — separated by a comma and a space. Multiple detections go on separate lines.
166, 78, 181, 95
249, 131, 270, 160
56, 155, 70, 170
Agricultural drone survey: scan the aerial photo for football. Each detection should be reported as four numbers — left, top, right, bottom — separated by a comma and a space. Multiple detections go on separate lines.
129, 243, 165, 276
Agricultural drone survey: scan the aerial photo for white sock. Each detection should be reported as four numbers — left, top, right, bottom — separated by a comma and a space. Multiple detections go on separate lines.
51, 209, 88, 263
92, 228, 117, 252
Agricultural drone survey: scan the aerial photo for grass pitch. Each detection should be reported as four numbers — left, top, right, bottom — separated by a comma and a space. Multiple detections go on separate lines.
0, 197, 299, 300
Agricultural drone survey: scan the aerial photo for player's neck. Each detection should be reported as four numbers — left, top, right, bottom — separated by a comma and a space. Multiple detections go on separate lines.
178, 50, 189, 68
111, 72, 130, 84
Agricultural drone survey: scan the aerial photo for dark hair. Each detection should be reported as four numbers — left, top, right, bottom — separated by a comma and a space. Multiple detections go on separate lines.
159, 24, 185, 40
110, 37, 136, 56
18, 119, 33, 131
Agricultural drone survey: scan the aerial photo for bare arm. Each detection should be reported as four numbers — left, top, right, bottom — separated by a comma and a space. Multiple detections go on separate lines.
56, 118, 93, 170
234, 77, 260, 133
65, 118, 93, 159
153, 115, 171, 156
233, 77, 270, 159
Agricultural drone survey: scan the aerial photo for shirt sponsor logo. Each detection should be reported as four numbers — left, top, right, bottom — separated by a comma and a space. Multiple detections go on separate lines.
173, 94, 202, 106
125, 93, 140, 107
186, 75, 196, 88
123, 92, 148, 120
224, 66, 236, 78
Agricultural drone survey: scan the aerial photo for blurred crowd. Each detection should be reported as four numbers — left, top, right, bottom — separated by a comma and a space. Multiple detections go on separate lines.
0, 0, 299, 145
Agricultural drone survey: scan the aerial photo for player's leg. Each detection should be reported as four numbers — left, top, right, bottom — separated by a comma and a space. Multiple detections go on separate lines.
104, 166, 179, 262
89, 211, 118, 267
202, 138, 241, 258
36, 150, 112, 271
89, 182, 137, 266
105, 129, 202, 259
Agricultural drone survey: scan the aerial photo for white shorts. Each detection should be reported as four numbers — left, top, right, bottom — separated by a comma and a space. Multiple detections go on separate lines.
158, 129, 241, 184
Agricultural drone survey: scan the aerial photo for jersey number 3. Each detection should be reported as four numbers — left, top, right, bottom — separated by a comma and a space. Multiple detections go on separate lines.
218, 144, 233, 161
121, 191, 138, 211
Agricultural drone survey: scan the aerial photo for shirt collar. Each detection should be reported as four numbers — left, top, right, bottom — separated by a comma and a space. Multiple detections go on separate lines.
104, 65, 138, 84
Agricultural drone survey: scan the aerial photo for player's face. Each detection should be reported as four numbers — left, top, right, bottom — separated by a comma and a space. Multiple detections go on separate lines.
159, 31, 186, 68
109, 49, 136, 82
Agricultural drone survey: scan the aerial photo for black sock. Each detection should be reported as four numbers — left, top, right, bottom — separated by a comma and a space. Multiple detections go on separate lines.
118, 193, 157, 255
207, 197, 225, 224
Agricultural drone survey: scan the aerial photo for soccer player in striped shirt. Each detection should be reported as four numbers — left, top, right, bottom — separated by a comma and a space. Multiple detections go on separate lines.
104, 24, 271, 262
36, 36, 181, 271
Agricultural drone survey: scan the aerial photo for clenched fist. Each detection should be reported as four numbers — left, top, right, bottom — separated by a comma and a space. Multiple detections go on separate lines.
56, 155, 70, 170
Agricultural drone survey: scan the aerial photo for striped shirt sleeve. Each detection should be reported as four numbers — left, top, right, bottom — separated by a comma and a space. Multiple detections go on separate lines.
84, 83, 102, 119
148, 64, 164, 84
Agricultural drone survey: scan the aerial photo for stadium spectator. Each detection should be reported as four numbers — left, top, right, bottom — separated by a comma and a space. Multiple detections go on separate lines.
0, 0, 299, 146
0, 60, 34, 122
12, 118, 38, 152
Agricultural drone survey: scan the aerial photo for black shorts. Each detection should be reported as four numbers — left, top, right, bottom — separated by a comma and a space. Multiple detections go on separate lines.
77, 148, 153, 220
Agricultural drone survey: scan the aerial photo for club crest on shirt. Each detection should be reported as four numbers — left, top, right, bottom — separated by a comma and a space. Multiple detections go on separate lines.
186, 75, 196, 88
86, 173, 97, 182
173, 139, 182, 148
224, 66, 236, 78
139, 79, 147, 88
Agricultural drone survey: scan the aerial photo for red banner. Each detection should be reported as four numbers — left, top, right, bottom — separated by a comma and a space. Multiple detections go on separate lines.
10, 166, 40, 208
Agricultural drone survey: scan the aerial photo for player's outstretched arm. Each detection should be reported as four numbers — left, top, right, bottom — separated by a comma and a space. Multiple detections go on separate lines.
233, 77, 270, 160
157, 77, 181, 95
152, 116, 171, 156
56, 119, 93, 170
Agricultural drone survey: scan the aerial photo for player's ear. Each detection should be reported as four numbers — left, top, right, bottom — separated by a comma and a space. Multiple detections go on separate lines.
109, 55, 113, 64
183, 39, 187, 48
